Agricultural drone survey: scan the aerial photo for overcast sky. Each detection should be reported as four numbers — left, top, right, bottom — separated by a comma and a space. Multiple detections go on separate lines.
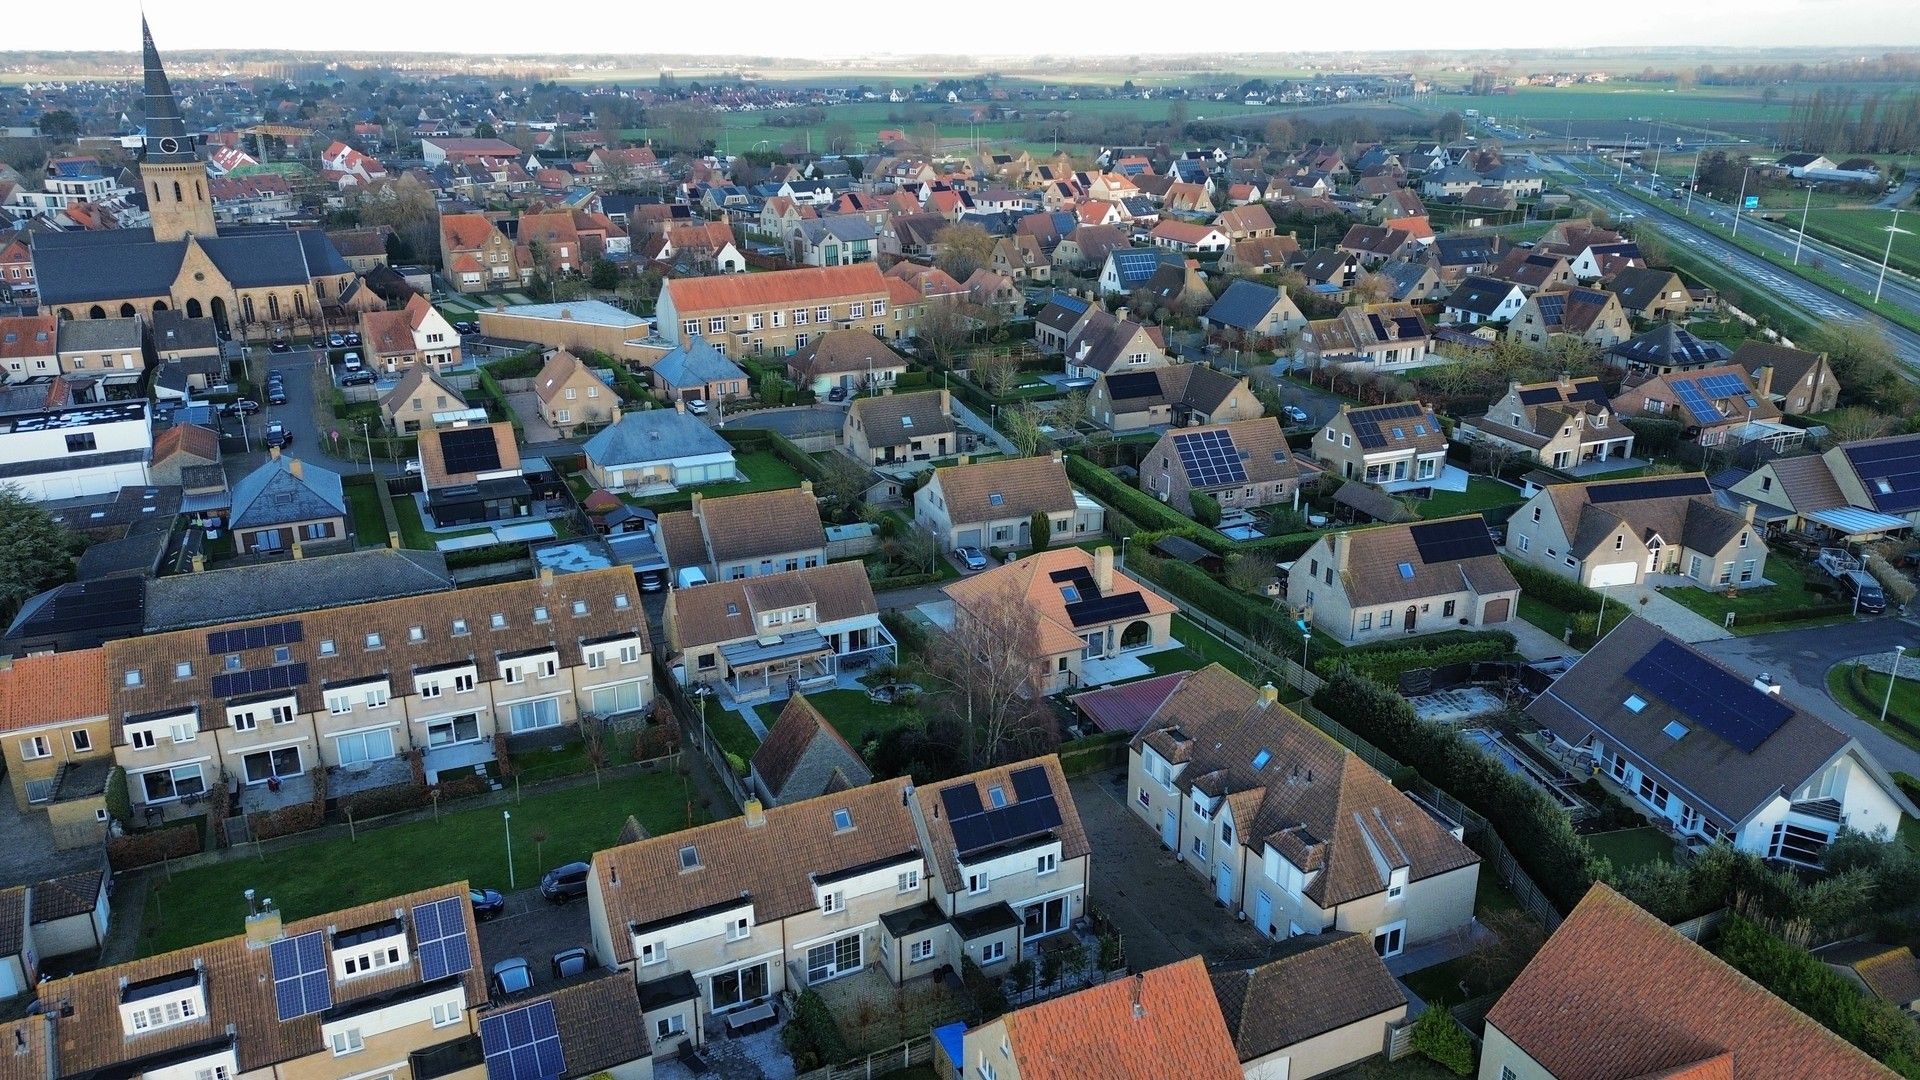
26, 0, 1917, 58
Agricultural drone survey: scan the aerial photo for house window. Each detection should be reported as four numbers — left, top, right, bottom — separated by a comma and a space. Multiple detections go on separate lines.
330, 1029, 364, 1056
708, 317, 726, 334
656, 1015, 685, 1039
65, 432, 96, 453
640, 940, 666, 965
898, 869, 920, 892
967, 872, 988, 895
432, 1001, 461, 1028
979, 940, 1005, 964
20, 736, 49, 760
72, 729, 92, 753
1372, 922, 1405, 958
821, 891, 843, 914
1037, 852, 1057, 876
1517, 535, 1530, 552
909, 939, 934, 963
727, 916, 750, 941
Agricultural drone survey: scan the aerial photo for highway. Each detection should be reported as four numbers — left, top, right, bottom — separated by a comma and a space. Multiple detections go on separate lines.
1543, 155, 1920, 366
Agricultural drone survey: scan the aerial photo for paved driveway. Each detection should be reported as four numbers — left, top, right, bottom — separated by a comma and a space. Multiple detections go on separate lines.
1694, 617, 1920, 776
1069, 770, 1297, 972
506, 392, 562, 444
1266, 368, 1348, 432
476, 885, 594, 995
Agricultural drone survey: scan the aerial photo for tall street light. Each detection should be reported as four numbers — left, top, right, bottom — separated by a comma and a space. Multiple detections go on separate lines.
1792, 184, 1813, 265
504, 810, 516, 889
1876, 209, 1910, 305
1730, 167, 1752, 239
1881, 645, 1908, 727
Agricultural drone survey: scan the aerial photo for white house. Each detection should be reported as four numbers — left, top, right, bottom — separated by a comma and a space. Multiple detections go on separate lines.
580, 406, 738, 493
0, 399, 151, 500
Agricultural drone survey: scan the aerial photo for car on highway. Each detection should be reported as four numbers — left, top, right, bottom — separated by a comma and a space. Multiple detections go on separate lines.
954, 546, 988, 572
489, 958, 533, 998
340, 370, 377, 386
1281, 404, 1310, 425
539, 862, 590, 904
264, 420, 292, 448
469, 888, 506, 921
222, 398, 260, 416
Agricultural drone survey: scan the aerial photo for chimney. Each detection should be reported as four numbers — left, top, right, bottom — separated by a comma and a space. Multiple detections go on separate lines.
1753, 673, 1782, 696
243, 894, 283, 948
743, 798, 766, 827
1507, 379, 1521, 394
291, 538, 304, 561
1050, 448, 1063, 465
1095, 546, 1114, 593
1340, 402, 1351, 413
1757, 365, 1774, 397
1333, 531, 1351, 574
287, 457, 303, 479
957, 453, 971, 466
675, 399, 686, 413
939, 388, 951, 414
1259, 683, 1279, 707
389, 530, 402, 549
1116, 306, 1130, 322
1129, 973, 1146, 1021
191, 553, 205, 573
689, 491, 704, 520
269, 444, 281, 461
539, 566, 555, 590
1557, 372, 1570, 388
1743, 502, 1756, 525
800, 479, 813, 497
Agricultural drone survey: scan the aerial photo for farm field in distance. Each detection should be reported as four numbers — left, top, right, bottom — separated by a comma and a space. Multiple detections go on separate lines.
1799, 207, 1920, 279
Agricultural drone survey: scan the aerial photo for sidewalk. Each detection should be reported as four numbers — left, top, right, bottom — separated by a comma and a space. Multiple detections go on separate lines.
1620, 584, 1733, 643
1505, 617, 1577, 661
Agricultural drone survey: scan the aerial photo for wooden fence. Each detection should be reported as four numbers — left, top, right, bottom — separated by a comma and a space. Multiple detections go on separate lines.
794, 1036, 933, 1080
656, 665, 750, 813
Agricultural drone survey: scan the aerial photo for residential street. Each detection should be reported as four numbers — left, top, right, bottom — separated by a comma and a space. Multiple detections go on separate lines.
1693, 617, 1920, 776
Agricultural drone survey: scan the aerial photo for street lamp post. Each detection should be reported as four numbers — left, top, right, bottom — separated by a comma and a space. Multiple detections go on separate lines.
1300, 628, 1310, 672
1875, 209, 1910, 305
504, 810, 516, 889
1880, 644, 1908, 727
1792, 184, 1813, 265
1730, 168, 1751, 239
360, 420, 374, 473
1119, 535, 1129, 570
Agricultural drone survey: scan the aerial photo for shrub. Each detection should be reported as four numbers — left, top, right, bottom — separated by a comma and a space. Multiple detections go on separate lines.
1410, 1006, 1476, 1076
1714, 914, 1920, 1075
1064, 454, 1227, 548
781, 989, 849, 1071
249, 800, 324, 841
1189, 490, 1222, 527
1502, 556, 1605, 614
437, 772, 491, 800
634, 722, 681, 761
107, 821, 203, 870
1317, 637, 1513, 682
1129, 557, 1291, 641
340, 781, 430, 821
1868, 553, 1919, 606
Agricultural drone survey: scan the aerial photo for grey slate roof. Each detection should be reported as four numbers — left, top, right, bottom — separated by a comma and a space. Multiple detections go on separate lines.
197, 233, 313, 288
651, 338, 747, 391
1204, 279, 1283, 331
229, 456, 347, 529
33, 231, 187, 306
55, 317, 143, 353
583, 409, 734, 468
143, 548, 454, 632
797, 216, 878, 244
151, 310, 220, 352
296, 229, 351, 277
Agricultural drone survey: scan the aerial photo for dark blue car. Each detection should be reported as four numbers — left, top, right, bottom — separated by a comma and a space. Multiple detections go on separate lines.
469, 887, 506, 921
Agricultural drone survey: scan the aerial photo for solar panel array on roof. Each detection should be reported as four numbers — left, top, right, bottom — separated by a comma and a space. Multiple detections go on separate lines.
209, 663, 308, 699
1009, 764, 1052, 802
413, 896, 474, 982
1350, 402, 1424, 449
1669, 378, 1725, 423
480, 1000, 565, 1080
1698, 374, 1748, 398
270, 930, 331, 1021
1111, 249, 1161, 284
439, 427, 505, 476
941, 783, 984, 821
1586, 475, 1711, 504
1845, 438, 1920, 512
1067, 590, 1150, 628
1408, 518, 1496, 564
1171, 429, 1247, 487
1534, 293, 1567, 327
1104, 371, 1162, 401
1517, 386, 1559, 405
1626, 638, 1793, 753
944, 777, 1065, 857
207, 620, 304, 655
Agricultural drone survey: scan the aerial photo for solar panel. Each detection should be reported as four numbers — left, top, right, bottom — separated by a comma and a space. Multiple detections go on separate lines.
1350, 402, 1424, 449
207, 621, 305, 655
413, 897, 474, 982
1843, 439, 1920, 512
1408, 518, 1495, 564
1534, 293, 1566, 327
1172, 429, 1247, 487
1671, 380, 1724, 423
1516, 386, 1558, 405
1698, 374, 1748, 397
480, 1000, 565, 1080
941, 784, 984, 820
439, 427, 504, 476
1066, 591, 1150, 628
1586, 476, 1710, 504
209, 663, 309, 700
1625, 638, 1792, 753
270, 930, 331, 1021
1009, 765, 1052, 802
1104, 371, 1162, 401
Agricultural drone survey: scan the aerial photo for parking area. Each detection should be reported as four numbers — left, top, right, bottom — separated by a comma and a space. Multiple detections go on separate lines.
475, 885, 595, 995
1068, 770, 1298, 972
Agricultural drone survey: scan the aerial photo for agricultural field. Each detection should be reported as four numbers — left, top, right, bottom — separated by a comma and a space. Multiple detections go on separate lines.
1799, 207, 1920, 278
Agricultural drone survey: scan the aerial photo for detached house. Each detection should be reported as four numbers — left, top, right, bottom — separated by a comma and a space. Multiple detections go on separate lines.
1603, 266, 1690, 321
1507, 286, 1629, 352
1315, 401, 1449, 488
1129, 665, 1481, 954
915, 451, 1101, 553
358, 293, 460, 375
1202, 280, 1306, 344
786, 330, 908, 396
229, 453, 348, 556
991, 234, 1051, 281
843, 390, 957, 465
1289, 517, 1520, 642
1089, 363, 1261, 434
1733, 340, 1842, 415
653, 486, 827, 582
1506, 473, 1766, 591
1212, 936, 1410, 1080
662, 561, 890, 699
1528, 619, 1914, 861
533, 350, 620, 434
1463, 376, 1634, 470
1612, 363, 1780, 447
1138, 417, 1299, 516
1148, 220, 1229, 253
1442, 275, 1527, 325
439, 212, 523, 292
581, 407, 736, 494
1296, 304, 1432, 372
1062, 307, 1168, 379
381, 367, 467, 435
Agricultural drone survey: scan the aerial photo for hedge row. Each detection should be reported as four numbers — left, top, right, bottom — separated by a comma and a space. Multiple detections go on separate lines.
1059, 730, 1133, 777
870, 570, 945, 591
1734, 602, 1853, 627
1715, 914, 1920, 1075
1130, 555, 1291, 639
108, 820, 204, 871
1320, 638, 1515, 682
1342, 628, 1516, 657
249, 800, 325, 841
1501, 556, 1604, 614
1064, 454, 1227, 548
1313, 670, 1596, 912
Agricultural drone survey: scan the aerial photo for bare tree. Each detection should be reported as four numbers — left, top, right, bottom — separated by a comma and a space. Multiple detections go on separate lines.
935, 223, 996, 281
1049, 390, 1090, 433
898, 522, 941, 574
926, 585, 1057, 766
1823, 406, 1897, 444
970, 349, 1020, 397
1223, 553, 1277, 597
1002, 401, 1048, 456
921, 303, 977, 370
816, 452, 874, 522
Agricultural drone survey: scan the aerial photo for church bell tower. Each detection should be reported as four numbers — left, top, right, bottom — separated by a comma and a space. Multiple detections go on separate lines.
138, 17, 216, 242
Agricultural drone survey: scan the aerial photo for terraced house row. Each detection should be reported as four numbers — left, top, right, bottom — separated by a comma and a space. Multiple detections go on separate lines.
2, 565, 651, 828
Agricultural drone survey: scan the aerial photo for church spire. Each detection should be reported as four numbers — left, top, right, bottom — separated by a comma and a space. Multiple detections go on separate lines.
140, 15, 196, 164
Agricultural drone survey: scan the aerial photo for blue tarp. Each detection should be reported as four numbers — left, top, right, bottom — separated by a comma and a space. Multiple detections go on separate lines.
934, 1022, 967, 1070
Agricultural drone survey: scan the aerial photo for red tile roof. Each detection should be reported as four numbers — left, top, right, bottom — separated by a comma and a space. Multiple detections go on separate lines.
663, 264, 888, 313
0, 649, 108, 732
1001, 957, 1243, 1080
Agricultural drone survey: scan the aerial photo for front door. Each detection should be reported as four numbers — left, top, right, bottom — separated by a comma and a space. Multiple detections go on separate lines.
1253, 891, 1274, 937
1404, 605, 1417, 631
1161, 809, 1178, 849
1022, 896, 1068, 939
1216, 863, 1234, 906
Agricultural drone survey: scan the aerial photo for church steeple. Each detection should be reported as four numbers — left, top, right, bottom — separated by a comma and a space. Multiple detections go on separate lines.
137, 16, 216, 241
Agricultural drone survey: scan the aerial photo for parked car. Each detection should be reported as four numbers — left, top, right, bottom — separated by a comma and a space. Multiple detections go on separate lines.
539, 862, 590, 904
340, 370, 377, 386
327, 333, 346, 349
264, 420, 291, 448
866, 682, 922, 705
344, 331, 362, 347
404, 458, 422, 475
1841, 570, 1887, 614
342, 351, 363, 371
636, 567, 667, 593
1281, 404, 1310, 425
222, 398, 260, 416
954, 546, 988, 572
685, 398, 709, 415
469, 888, 506, 921
827, 385, 849, 402
269, 339, 292, 353
490, 957, 533, 997
550, 948, 590, 980
267, 387, 287, 406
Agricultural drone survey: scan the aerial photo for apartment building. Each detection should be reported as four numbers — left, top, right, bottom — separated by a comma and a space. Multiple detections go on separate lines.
653, 264, 905, 356
1129, 665, 1480, 956
586, 755, 1088, 1051
0, 398, 151, 501
105, 566, 651, 818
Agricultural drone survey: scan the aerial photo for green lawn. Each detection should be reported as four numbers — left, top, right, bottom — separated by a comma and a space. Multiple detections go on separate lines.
140, 769, 702, 956
1585, 826, 1676, 871
1517, 594, 1572, 641
341, 481, 387, 548
1655, 558, 1846, 634
1800, 207, 1920, 280
702, 696, 763, 763
1400, 876, 1538, 1008
1825, 664, 1920, 754
756, 688, 917, 753
391, 494, 491, 549
1414, 477, 1525, 520
634, 451, 806, 509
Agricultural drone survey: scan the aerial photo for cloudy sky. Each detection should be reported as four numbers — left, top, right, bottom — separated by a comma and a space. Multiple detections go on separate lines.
27, 0, 1918, 56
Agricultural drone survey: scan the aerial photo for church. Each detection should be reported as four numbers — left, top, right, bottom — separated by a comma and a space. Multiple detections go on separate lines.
31, 19, 380, 336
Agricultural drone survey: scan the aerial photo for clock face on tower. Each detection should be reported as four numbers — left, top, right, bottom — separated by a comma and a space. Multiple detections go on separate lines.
158, 137, 179, 154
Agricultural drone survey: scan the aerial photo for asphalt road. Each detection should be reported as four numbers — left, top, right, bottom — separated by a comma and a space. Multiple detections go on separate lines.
1548, 156, 1920, 367
1693, 616, 1920, 776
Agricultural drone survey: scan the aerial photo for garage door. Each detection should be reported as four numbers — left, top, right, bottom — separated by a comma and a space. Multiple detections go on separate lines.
956, 528, 982, 548
1589, 562, 1638, 588
1483, 597, 1511, 624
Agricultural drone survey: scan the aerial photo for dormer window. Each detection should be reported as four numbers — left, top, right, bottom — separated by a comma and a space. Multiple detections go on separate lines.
365, 633, 382, 650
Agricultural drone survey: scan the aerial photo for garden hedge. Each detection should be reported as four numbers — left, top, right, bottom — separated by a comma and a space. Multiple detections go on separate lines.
1319, 637, 1515, 682
1714, 914, 1920, 1075
1502, 556, 1604, 614
1065, 454, 1227, 547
